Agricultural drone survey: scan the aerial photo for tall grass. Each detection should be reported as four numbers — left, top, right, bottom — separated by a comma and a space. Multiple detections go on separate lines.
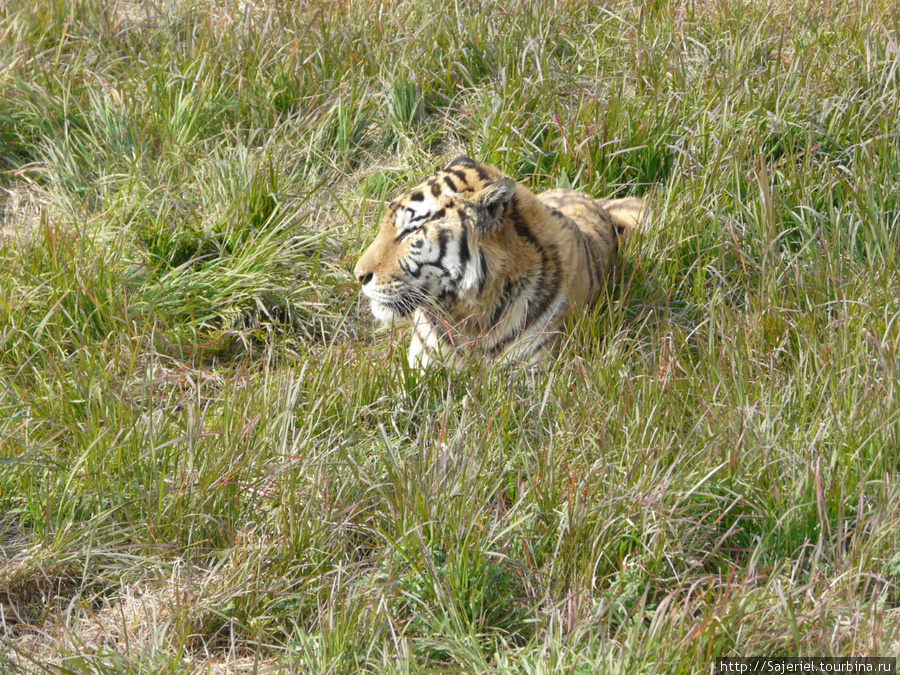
1, 0, 898, 671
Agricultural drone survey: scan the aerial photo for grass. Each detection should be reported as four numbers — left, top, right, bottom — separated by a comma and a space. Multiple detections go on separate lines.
1, 0, 899, 671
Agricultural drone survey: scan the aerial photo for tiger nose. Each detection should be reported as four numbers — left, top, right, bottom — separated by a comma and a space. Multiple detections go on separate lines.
355, 268, 374, 285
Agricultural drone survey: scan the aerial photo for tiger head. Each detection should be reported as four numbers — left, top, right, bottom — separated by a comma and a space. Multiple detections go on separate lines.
354, 157, 516, 322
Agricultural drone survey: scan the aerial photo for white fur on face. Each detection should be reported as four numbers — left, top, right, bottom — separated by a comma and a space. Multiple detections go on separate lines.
396, 194, 469, 296
394, 193, 438, 235
368, 299, 396, 322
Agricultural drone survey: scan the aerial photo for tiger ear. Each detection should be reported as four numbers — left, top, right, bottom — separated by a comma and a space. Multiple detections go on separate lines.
471, 178, 516, 232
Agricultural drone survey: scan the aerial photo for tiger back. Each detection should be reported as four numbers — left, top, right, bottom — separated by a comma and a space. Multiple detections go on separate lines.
354, 157, 646, 369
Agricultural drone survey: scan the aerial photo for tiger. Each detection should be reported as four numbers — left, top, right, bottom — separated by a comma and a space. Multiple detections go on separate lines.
354, 156, 647, 370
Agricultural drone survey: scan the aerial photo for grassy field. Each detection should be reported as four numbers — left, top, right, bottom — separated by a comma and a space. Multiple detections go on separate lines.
1, 0, 899, 671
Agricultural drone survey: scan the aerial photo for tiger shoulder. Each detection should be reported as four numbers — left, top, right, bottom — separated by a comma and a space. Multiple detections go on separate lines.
354, 156, 648, 369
